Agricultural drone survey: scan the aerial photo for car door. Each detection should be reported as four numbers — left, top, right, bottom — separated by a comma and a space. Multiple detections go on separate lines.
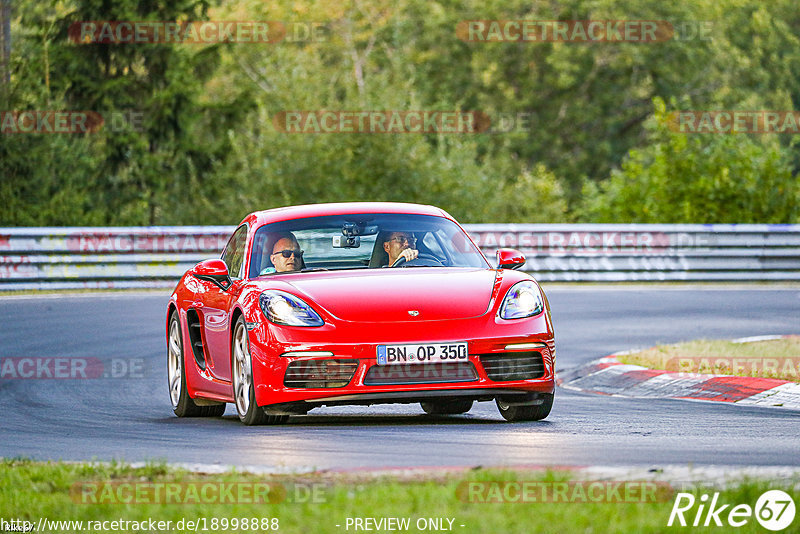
194, 224, 248, 383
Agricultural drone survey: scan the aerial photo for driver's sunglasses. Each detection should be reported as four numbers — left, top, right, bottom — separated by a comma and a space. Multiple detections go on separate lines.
272, 249, 304, 259
389, 236, 416, 245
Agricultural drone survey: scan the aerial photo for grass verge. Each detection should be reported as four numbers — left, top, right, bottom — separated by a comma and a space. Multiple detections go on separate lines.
1, 459, 797, 533
617, 337, 800, 382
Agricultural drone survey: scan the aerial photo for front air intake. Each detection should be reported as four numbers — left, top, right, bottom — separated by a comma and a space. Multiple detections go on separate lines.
479, 351, 546, 381
284, 359, 358, 388
363, 362, 477, 385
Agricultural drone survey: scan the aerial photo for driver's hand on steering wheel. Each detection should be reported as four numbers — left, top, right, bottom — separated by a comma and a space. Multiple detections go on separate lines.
398, 248, 419, 263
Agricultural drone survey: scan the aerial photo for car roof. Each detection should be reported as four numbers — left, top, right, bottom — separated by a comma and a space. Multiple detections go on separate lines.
241, 202, 453, 227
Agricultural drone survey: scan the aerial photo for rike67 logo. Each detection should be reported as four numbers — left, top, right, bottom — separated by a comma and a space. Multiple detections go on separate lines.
668, 490, 795, 531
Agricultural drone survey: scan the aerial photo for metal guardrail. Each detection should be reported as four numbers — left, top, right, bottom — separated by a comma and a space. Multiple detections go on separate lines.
0, 226, 231, 291
466, 224, 800, 282
0, 224, 799, 290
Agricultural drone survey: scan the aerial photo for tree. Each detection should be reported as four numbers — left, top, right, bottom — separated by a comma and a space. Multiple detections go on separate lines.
581, 98, 798, 223
1, 0, 10, 86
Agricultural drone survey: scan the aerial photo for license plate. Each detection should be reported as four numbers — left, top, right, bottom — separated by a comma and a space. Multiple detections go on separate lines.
376, 342, 468, 365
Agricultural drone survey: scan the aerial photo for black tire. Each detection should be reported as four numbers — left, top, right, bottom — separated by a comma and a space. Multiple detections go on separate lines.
232, 316, 289, 426
496, 393, 553, 422
167, 312, 225, 417
421, 398, 474, 415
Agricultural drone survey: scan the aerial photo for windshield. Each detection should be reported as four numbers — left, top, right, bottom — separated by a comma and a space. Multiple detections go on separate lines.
248, 213, 488, 276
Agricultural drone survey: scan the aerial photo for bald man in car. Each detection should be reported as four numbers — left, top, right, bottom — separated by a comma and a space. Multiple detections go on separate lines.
267, 232, 304, 273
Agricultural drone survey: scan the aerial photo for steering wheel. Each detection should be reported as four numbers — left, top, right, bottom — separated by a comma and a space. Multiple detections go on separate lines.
390, 252, 443, 267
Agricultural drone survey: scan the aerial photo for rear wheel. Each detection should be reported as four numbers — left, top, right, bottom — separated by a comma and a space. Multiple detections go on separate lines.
232, 316, 288, 426
496, 393, 553, 422
167, 312, 225, 417
421, 398, 473, 415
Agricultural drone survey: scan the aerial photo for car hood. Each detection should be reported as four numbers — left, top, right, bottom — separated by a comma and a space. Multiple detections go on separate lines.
278, 268, 498, 322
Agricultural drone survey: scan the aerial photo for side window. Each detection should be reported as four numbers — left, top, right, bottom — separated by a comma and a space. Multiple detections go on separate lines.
423, 230, 451, 265
422, 231, 445, 257
222, 225, 248, 279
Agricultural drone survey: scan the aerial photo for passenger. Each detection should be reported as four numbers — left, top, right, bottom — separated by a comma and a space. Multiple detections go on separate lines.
383, 231, 419, 266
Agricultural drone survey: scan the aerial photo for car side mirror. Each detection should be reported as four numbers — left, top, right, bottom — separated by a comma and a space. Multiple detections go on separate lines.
192, 259, 232, 290
496, 248, 526, 270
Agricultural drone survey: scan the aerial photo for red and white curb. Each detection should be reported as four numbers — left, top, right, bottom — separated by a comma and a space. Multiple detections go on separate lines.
556, 335, 800, 410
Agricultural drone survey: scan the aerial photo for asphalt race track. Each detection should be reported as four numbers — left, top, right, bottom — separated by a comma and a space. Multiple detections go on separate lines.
1, 287, 798, 470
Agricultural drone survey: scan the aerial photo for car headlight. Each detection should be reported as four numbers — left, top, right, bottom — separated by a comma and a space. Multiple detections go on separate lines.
259, 291, 324, 327
499, 281, 544, 320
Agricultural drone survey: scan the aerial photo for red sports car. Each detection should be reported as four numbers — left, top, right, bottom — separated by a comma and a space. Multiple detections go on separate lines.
166, 202, 555, 425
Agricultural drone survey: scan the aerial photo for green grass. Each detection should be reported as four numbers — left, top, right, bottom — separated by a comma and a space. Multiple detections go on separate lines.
1, 459, 797, 533
618, 337, 800, 382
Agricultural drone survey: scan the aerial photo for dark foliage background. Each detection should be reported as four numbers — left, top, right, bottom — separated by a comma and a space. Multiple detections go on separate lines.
1, 0, 798, 225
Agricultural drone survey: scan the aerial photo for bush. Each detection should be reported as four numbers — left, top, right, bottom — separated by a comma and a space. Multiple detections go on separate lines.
581, 98, 799, 223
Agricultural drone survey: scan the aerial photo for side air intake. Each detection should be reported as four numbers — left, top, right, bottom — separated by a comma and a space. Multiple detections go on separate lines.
185, 309, 206, 371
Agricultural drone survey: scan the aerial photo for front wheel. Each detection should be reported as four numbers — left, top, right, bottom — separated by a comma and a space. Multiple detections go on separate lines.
167, 312, 225, 417
496, 393, 553, 422
232, 316, 288, 426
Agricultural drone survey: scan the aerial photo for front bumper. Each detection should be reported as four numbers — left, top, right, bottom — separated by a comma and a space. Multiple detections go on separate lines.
248, 313, 555, 408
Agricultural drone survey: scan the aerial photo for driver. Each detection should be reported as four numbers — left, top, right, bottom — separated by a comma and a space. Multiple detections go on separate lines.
383, 231, 419, 266
262, 232, 304, 273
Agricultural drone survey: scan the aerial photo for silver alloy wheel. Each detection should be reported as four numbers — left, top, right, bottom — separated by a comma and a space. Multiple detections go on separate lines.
167, 318, 182, 408
232, 321, 252, 417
